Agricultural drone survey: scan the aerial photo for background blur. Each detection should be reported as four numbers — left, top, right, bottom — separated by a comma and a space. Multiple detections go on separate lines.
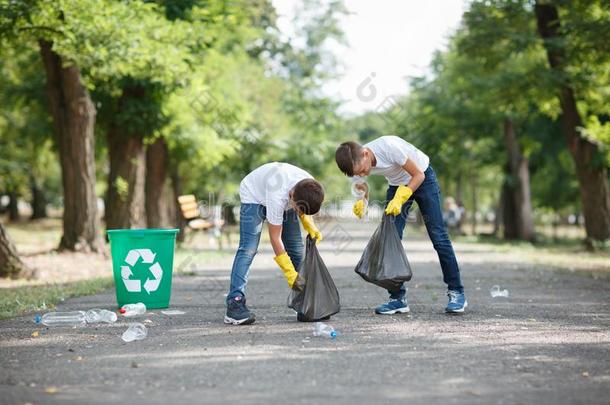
1, 0, 609, 287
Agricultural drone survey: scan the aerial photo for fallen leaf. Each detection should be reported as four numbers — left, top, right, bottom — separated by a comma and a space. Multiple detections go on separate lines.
44, 386, 59, 394
31, 331, 39, 337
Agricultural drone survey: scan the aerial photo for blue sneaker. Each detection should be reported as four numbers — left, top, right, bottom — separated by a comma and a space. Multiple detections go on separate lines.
445, 290, 467, 313
375, 298, 410, 315
224, 296, 255, 325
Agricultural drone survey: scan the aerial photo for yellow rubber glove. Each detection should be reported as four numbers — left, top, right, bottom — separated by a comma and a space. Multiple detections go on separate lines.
299, 213, 323, 242
353, 199, 366, 219
274, 252, 304, 291
385, 185, 413, 216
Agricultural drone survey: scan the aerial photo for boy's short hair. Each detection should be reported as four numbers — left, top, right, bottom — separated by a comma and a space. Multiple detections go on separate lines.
335, 141, 363, 176
293, 179, 324, 215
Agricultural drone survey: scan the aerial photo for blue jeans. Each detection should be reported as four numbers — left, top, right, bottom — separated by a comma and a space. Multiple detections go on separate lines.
227, 204, 303, 302
386, 166, 464, 299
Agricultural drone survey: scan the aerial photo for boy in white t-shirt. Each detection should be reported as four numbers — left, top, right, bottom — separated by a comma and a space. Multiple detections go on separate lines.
335, 135, 467, 314
224, 162, 324, 325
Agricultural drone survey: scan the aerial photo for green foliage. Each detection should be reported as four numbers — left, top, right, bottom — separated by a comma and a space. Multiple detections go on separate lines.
368, 0, 610, 219
0, 39, 58, 202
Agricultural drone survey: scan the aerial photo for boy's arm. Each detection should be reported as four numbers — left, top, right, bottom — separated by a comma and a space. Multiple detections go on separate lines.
402, 159, 425, 192
269, 224, 303, 291
385, 160, 425, 216
268, 224, 286, 257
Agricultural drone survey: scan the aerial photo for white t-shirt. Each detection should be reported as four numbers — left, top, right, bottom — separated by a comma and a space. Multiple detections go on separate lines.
240, 162, 313, 225
352, 135, 430, 186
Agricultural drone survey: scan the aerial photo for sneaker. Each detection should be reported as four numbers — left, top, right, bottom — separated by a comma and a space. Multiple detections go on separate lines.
224, 296, 255, 325
445, 290, 468, 313
375, 299, 410, 315
297, 313, 330, 322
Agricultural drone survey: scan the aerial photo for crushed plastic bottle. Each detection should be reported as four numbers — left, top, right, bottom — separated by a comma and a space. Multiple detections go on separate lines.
121, 323, 148, 342
313, 322, 339, 339
119, 303, 146, 317
490, 285, 509, 298
84, 309, 118, 324
38, 311, 86, 327
161, 310, 185, 315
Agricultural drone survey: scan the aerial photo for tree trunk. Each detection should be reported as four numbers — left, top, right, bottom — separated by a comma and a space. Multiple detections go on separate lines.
39, 40, 102, 252
0, 223, 32, 279
169, 161, 186, 242
145, 137, 170, 228
104, 85, 150, 231
535, 3, 610, 242
501, 173, 518, 239
455, 173, 463, 206
105, 129, 146, 230
30, 175, 47, 220
470, 175, 477, 236
492, 200, 502, 238
222, 203, 237, 226
503, 119, 535, 241
8, 190, 19, 222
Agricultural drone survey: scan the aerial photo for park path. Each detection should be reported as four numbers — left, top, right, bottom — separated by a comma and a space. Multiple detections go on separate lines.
1, 219, 609, 404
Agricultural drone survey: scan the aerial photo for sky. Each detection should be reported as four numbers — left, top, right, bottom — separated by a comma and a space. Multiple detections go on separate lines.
272, 0, 467, 115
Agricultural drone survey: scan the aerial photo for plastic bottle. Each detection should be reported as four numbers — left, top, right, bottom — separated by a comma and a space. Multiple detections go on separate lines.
490, 285, 509, 298
38, 311, 86, 327
313, 322, 338, 339
122, 323, 148, 342
351, 184, 368, 218
119, 303, 146, 317
85, 309, 118, 323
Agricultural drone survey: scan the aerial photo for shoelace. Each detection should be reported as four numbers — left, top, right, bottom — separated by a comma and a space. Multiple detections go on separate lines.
229, 299, 246, 310
448, 291, 460, 304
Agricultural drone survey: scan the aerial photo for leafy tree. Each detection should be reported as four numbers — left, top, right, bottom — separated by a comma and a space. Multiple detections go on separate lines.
534, 0, 610, 243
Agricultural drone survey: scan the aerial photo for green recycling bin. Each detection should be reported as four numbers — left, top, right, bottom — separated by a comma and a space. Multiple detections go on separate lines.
107, 228, 179, 309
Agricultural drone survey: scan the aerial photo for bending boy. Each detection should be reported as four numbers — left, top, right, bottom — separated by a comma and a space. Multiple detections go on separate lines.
335, 135, 467, 314
225, 162, 324, 325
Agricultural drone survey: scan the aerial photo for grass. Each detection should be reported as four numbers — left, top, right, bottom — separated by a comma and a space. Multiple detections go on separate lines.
0, 277, 114, 320
452, 233, 610, 276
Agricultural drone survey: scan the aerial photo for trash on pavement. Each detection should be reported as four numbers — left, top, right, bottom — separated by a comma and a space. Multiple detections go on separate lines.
313, 322, 339, 339
84, 309, 118, 323
120, 302, 147, 317
122, 323, 148, 342
38, 311, 86, 327
161, 309, 186, 315
490, 285, 509, 298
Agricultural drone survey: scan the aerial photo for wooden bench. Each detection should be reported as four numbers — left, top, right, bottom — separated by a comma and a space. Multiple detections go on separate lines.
178, 195, 223, 244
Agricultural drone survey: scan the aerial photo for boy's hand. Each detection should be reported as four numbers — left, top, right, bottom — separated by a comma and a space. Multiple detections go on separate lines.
299, 214, 323, 242
385, 185, 413, 216
353, 199, 366, 219
274, 252, 304, 291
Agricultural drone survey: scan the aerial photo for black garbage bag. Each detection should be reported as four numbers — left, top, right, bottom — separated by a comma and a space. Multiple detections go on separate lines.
354, 214, 412, 292
288, 236, 340, 321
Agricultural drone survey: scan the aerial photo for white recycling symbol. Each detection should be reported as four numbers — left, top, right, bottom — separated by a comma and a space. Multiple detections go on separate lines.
120, 249, 163, 294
